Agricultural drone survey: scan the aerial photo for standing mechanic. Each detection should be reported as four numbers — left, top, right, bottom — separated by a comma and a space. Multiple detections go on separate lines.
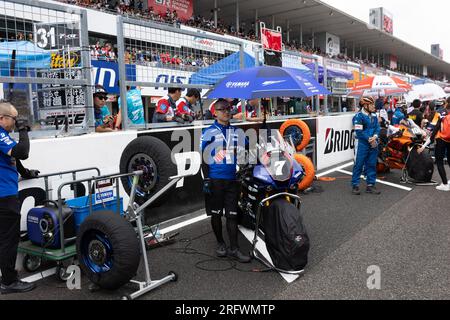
200, 99, 251, 263
0, 101, 39, 294
351, 96, 381, 195
418, 97, 450, 192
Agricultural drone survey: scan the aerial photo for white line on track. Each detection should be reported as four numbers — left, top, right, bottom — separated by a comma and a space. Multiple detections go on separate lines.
316, 162, 354, 178
337, 169, 412, 191
21, 267, 56, 283
159, 213, 209, 235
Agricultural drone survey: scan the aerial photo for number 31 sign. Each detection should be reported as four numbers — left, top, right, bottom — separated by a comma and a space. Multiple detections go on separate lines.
34, 21, 81, 51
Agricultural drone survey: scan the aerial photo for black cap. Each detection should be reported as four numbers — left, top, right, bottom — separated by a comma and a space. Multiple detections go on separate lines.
93, 85, 108, 96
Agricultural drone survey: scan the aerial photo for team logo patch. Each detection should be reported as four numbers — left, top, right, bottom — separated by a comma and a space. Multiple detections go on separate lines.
354, 124, 363, 130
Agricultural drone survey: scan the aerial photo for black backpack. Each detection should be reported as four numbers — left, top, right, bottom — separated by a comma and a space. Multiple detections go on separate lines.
406, 148, 434, 182
262, 198, 310, 271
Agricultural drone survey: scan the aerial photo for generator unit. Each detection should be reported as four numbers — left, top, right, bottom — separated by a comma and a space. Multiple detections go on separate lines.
27, 202, 76, 249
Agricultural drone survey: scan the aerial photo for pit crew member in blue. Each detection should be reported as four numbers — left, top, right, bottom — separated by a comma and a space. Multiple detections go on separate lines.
351, 96, 381, 195
391, 103, 407, 126
200, 99, 251, 263
0, 101, 39, 294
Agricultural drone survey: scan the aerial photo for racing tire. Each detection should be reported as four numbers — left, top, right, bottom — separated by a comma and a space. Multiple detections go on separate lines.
120, 136, 176, 205
294, 154, 315, 191
280, 119, 311, 152
76, 211, 140, 290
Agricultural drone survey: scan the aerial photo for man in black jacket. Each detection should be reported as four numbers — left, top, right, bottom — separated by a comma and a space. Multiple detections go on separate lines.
0, 101, 40, 294
407, 99, 423, 127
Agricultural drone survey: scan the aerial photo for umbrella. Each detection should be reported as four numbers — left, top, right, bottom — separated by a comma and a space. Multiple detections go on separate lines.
348, 75, 412, 97
405, 83, 447, 103
207, 66, 331, 99
0, 40, 51, 71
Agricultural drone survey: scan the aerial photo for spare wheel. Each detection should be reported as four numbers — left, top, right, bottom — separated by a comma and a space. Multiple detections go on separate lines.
76, 211, 140, 290
280, 119, 311, 152
120, 136, 176, 205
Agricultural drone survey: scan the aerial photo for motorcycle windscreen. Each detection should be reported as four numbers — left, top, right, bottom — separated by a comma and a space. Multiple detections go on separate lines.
260, 151, 293, 182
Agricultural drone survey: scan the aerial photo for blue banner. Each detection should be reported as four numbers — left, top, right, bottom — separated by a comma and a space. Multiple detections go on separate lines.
92, 60, 136, 95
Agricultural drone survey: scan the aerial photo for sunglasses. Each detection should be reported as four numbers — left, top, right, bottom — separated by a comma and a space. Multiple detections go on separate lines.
215, 108, 232, 113
0, 114, 17, 121
95, 95, 108, 100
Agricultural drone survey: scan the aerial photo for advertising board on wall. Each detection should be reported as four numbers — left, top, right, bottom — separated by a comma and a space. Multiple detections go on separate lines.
325, 33, 340, 56
369, 7, 393, 35
148, 0, 194, 22
316, 114, 355, 171
383, 13, 393, 35
390, 55, 398, 70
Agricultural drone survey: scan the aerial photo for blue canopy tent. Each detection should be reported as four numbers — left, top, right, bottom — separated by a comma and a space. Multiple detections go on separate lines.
305, 63, 353, 83
190, 51, 256, 85
0, 41, 51, 92
0, 40, 51, 71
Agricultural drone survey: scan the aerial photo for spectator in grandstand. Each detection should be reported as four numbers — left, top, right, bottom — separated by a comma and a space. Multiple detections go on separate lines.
418, 97, 450, 192
407, 99, 423, 127
175, 88, 201, 123
351, 96, 381, 195
93, 85, 116, 133
200, 99, 251, 263
115, 85, 145, 128
0, 100, 39, 294
152, 87, 182, 123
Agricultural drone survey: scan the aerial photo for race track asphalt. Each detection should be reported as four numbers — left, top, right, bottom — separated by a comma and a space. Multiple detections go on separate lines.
1, 164, 449, 301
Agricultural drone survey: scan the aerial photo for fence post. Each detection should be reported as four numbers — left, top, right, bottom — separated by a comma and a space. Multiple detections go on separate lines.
80, 8, 94, 132
116, 16, 129, 131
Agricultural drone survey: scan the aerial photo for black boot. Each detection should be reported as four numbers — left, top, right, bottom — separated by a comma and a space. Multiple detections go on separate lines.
227, 248, 251, 263
0, 280, 36, 295
215, 242, 227, 258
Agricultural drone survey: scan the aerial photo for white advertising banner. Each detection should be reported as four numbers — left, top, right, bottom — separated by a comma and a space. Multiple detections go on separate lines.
325, 33, 340, 56
316, 114, 355, 171
136, 65, 209, 97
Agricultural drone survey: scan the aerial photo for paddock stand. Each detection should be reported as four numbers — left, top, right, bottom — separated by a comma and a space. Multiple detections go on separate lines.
120, 174, 191, 300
